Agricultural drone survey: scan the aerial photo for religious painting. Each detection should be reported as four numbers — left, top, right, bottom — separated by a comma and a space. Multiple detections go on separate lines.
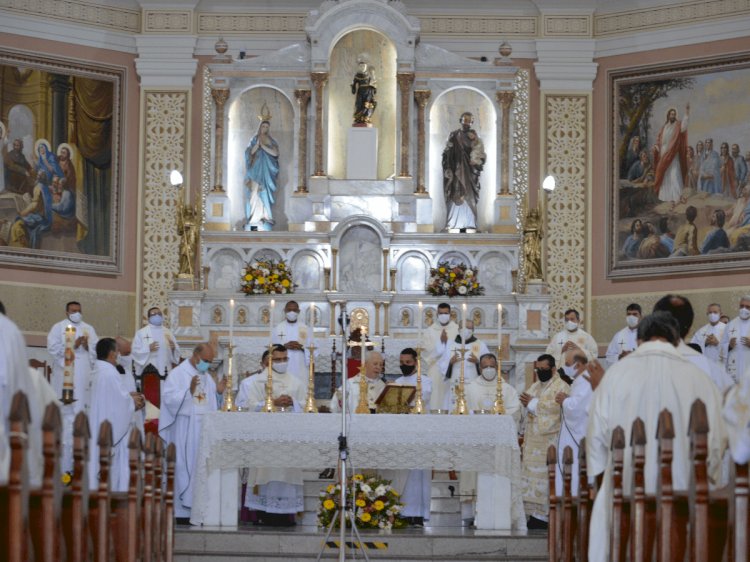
607, 54, 750, 278
0, 49, 123, 273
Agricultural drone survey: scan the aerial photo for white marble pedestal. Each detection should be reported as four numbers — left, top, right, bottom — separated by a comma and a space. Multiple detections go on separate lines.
346, 127, 377, 179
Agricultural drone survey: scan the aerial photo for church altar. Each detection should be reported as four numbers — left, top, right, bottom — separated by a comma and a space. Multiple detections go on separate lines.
190, 412, 526, 531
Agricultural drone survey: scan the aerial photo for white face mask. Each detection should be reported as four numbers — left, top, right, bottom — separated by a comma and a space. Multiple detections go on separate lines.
461, 328, 473, 341
272, 360, 289, 374
708, 312, 720, 324
480, 367, 497, 381
565, 320, 578, 332
68, 312, 82, 324
285, 311, 298, 322
739, 308, 750, 321
562, 363, 578, 378
626, 315, 639, 329
438, 313, 450, 325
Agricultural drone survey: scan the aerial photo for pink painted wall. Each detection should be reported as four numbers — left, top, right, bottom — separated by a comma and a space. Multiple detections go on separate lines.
591, 37, 750, 297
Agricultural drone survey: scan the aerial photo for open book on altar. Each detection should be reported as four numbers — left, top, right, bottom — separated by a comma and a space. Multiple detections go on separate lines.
375, 384, 416, 414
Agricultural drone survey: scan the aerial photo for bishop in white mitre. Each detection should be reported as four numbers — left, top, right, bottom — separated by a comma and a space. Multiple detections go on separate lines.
132, 306, 181, 384
240, 345, 307, 518
720, 296, 750, 383
47, 301, 99, 413
272, 301, 312, 384
545, 309, 598, 366
419, 303, 459, 410
159, 343, 219, 521
330, 352, 386, 413
439, 321, 489, 411
88, 338, 145, 492
586, 312, 726, 562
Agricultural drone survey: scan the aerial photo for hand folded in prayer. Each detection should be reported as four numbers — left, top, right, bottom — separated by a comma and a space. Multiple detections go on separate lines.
285, 340, 303, 351
440, 330, 448, 344
130, 392, 146, 411
729, 337, 737, 351
273, 394, 294, 408
705, 334, 719, 347
583, 360, 605, 391
561, 341, 580, 353
149, 341, 160, 352
75, 335, 89, 350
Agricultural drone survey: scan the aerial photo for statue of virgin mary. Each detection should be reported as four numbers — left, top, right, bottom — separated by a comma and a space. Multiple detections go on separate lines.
244, 104, 280, 231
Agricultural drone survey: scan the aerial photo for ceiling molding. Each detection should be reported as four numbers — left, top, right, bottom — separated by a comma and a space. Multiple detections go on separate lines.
0, 0, 140, 33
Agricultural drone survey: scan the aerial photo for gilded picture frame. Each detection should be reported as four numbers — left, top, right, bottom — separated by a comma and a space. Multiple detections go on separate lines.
607, 53, 750, 278
0, 48, 124, 274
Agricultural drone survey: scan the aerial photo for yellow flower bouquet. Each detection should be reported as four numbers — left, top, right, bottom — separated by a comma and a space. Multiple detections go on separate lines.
427, 260, 484, 297
240, 259, 296, 295
317, 473, 406, 530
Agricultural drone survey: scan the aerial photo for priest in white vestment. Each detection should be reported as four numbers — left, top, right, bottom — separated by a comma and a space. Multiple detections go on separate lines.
272, 301, 311, 384
439, 321, 489, 411
47, 301, 99, 413
720, 296, 750, 383
691, 303, 732, 392
605, 304, 641, 366
723, 366, 750, 463
419, 303, 459, 410
159, 343, 220, 522
330, 352, 386, 413
586, 312, 727, 562
519, 353, 569, 528
88, 338, 145, 492
235, 349, 270, 409
241, 345, 306, 523
545, 309, 598, 366
388, 348, 434, 524
554, 350, 594, 497
132, 307, 181, 383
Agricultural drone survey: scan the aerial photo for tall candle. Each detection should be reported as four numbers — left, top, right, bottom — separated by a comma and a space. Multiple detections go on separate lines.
498, 304, 503, 355
418, 301, 423, 341
63, 325, 76, 395
269, 299, 275, 343
462, 303, 467, 329
229, 299, 235, 344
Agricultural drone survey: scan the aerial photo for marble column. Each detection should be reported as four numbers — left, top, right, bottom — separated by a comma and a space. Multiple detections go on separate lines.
496, 91, 515, 195
382, 249, 389, 292
211, 88, 230, 192
294, 89, 312, 193
49, 74, 70, 150
413, 90, 431, 194
331, 247, 338, 292
397, 73, 414, 178
311, 72, 328, 177
374, 302, 382, 337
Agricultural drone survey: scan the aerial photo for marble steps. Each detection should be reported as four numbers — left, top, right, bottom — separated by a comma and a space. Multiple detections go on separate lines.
174, 527, 547, 561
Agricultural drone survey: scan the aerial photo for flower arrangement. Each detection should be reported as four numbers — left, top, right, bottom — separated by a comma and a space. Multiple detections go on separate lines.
317, 473, 407, 531
426, 261, 484, 297
240, 259, 295, 295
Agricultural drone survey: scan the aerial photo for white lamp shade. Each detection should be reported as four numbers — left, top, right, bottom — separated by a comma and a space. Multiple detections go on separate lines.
542, 175, 556, 192
169, 170, 183, 187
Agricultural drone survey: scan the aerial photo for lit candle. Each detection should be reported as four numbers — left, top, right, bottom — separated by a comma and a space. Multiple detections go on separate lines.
462, 303, 467, 329
498, 304, 503, 355
229, 299, 235, 344
270, 299, 275, 343
418, 301, 423, 341
63, 325, 76, 400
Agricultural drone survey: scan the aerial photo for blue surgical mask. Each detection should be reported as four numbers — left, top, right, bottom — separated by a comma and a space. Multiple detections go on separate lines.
149, 314, 164, 327
196, 359, 210, 373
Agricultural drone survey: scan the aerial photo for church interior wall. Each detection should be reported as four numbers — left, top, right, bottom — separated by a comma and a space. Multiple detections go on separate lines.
0, 31, 141, 346
589, 35, 750, 344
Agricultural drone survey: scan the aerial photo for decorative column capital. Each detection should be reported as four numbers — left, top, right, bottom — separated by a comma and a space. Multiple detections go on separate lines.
294, 89, 312, 105
396, 72, 415, 90
414, 89, 431, 108
496, 91, 515, 111
134, 35, 198, 89
211, 88, 229, 108
310, 72, 329, 87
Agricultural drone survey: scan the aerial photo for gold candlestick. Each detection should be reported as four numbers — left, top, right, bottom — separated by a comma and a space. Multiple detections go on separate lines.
262, 343, 276, 413
221, 344, 236, 412
452, 347, 469, 415
355, 329, 370, 414
411, 347, 425, 415
304, 343, 318, 413
492, 349, 506, 415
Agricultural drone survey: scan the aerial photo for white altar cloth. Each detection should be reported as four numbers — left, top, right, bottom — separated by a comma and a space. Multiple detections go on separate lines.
190, 412, 526, 530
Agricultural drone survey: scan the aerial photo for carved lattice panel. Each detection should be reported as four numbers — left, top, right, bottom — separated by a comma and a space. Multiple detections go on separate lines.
544, 95, 588, 332
141, 91, 189, 321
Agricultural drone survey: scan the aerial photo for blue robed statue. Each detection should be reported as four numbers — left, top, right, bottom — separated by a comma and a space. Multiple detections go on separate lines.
244, 107, 279, 231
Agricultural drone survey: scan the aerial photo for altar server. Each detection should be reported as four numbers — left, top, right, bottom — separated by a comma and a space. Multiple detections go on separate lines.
545, 309, 598, 366
330, 351, 385, 413
88, 338, 145, 492
554, 350, 594, 497
439, 320, 489, 411
605, 303, 641, 366
720, 295, 750, 383
159, 343, 219, 523
420, 303, 459, 410
519, 353, 569, 529
132, 306, 181, 382
272, 301, 311, 384
47, 301, 99, 413
586, 312, 726, 562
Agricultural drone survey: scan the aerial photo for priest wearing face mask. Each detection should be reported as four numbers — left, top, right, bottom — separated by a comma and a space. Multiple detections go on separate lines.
238, 345, 305, 411
420, 302, 459, 410
159, 343, 220, 524
132, 306, 181, 385
518, 353, 569, 530
464, 353, 520, 424
440, 320, 489, 411
545, 309, 598, 367
690, 303, 726, 365
329, 351, 386, 413
720, 295, 750, 383
605, 303, 641, 367
272, 301, 311, 384
47, 301, 99, 413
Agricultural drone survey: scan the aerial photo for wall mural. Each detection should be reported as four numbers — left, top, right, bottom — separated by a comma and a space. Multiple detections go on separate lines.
0, 50, 123, 273
608, 54, 750, 278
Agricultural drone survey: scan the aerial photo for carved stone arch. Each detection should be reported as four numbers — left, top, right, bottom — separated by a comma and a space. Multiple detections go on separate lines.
208, 247, 244, 291
332, 216, 387, 294
438, 250, 472, 268
249, 248, 283, 263
289, 249, 325, 293
330, 214, 390, 249
395, 250, 430, 292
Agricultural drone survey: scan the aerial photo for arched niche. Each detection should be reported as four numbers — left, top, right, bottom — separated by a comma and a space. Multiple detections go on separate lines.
209, 248, 244, 290
328, 30, 397, 180
428, 88, 497, 232
249, 248, 282, 264
438, 250, 472, 268
226, 86, 294, 231
338, 224, 382, 293
290, 250, 324, 293
478, 251, 513, 294
396, 251, 429, 292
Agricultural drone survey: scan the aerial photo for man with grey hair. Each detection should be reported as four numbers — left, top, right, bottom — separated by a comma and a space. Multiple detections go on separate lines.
720, 295, 750, 383
586, 311, 727, 562
330, 350, 386, 413
159, 343, 222, 524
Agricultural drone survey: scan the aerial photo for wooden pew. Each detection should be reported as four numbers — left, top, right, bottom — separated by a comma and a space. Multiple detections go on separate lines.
609, 426, 627, 562
727, 456, 749, 562
110, 427, 143, 562
152, 438, 164, 562
90, 420, 113, 562
142, 431, 156, 562
576, 437, 591, 562
1, 391, 31, 562
560, 446, 575, 562
62, 411, 91, 562
29, 402, 63, 562
547, 444, 559, 561
164, 442, 176, 562
629, 417, 647, 562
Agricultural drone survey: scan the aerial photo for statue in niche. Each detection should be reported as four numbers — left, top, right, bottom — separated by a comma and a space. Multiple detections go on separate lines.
442, 112, 486, 232
177, 199, 199, 277
523, 206, 544, 281
351, 54, 377, 126
400, 308, 411, 327
243, 103, 279, 232
237, 307, 248, 325
212, 306, 223, 324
